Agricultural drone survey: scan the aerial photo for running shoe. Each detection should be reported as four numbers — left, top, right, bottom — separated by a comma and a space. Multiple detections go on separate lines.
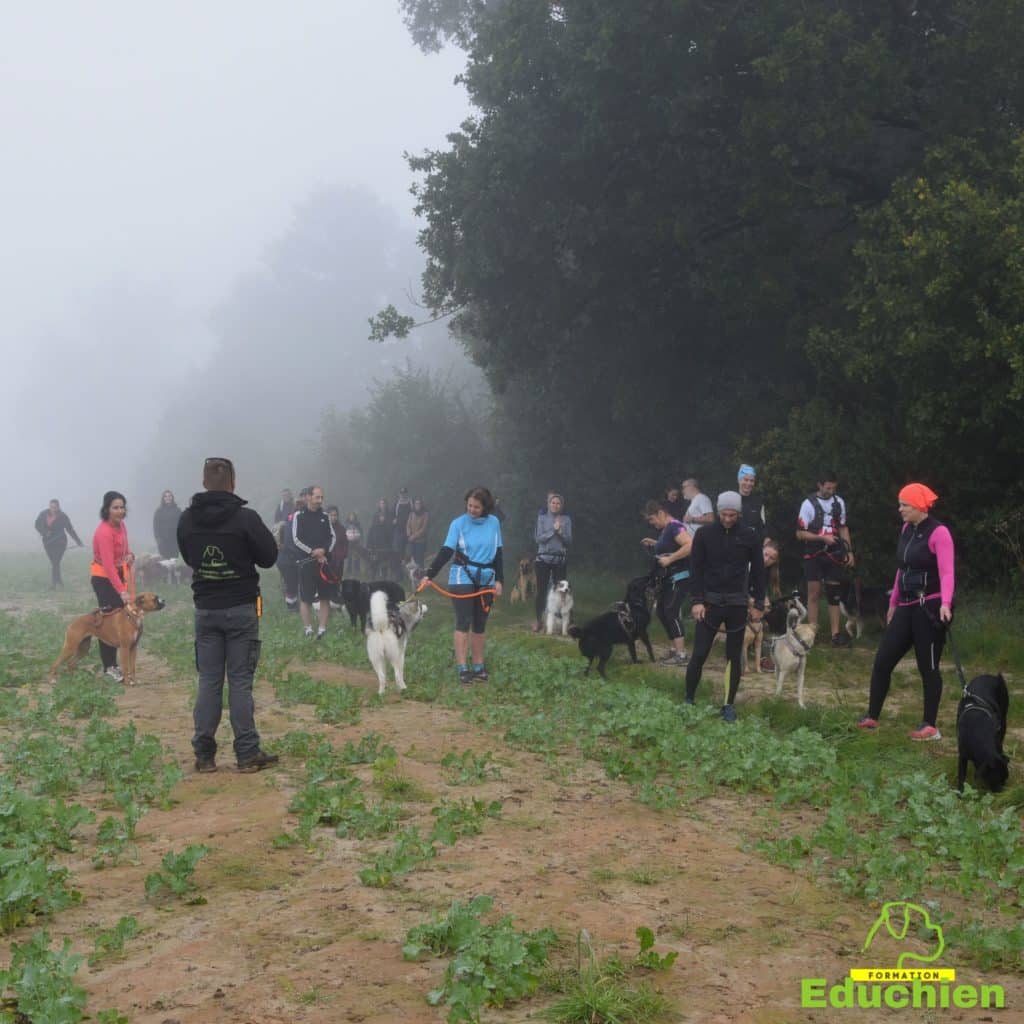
458, 668, 474, 686
304, 626, 314, 638
660, 651, 689, 667
831, 633, 852, 648
472, 666, 490, 682
909, 724, 941, 742
856, 716, 879, 730
105, 666, 124, 682
315, 628, 327, 642
720, 704, 737, 724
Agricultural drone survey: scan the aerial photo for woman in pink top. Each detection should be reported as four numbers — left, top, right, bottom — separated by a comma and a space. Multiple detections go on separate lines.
90, 490, 135, 680
858, 483, 954, 741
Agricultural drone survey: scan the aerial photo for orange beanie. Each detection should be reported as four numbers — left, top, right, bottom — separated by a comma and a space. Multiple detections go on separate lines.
898, 483, 939, 512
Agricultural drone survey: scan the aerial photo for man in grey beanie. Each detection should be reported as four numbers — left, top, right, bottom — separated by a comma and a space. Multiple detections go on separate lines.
683, 491, 765, 722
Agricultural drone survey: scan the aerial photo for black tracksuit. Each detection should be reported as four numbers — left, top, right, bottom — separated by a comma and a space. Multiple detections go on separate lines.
685, 520, 765, 706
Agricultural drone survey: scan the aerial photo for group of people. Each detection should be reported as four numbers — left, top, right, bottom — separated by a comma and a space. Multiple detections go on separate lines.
39, 453, 956, 779
636, 468, 954, 737
274, 487, 431, 586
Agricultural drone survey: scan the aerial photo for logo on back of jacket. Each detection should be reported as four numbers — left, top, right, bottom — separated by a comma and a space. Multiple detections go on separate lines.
198, 544, 238, 581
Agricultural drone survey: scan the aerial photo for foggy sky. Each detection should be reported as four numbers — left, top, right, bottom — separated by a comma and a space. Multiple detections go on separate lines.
0, 1, 469, 548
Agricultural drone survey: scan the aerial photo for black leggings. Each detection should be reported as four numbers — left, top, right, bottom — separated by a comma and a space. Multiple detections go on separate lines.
867, 600, 945, 726
685, 604, 747, 705
535, 560, 566, 622
91, 576, 124, 669
656, 576, 689, 643
44, 539, 67, 586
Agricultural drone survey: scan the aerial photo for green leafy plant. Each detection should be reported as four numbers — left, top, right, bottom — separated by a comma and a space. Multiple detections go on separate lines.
404, 896, 556, 1022
430, 797, 502, 846
89, 916, 139, 966
358, 826, 437, 888
144, 845, 210, 902
341, 732, 396, 764
0, 929, 86, 1024
632, 926, 678, 971
440, 749, 502, 785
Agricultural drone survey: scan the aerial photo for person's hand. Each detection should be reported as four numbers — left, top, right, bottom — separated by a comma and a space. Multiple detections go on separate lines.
317, 554, 327, 564
886, 606, 896, 625
640, 537, 656, 548
691, 602, 706, 621
312, 547, 326, 559
493, 582, 503, 598
750, 607, 763, 622
823, 534, 837, 546
656, 554, 671, 568
846, 553, 856, 568
416, 577, 429, 593
553, 518, 561, 532
939, 604, 952, 623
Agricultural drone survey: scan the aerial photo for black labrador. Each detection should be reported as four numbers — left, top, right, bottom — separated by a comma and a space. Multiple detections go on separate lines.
568, 575, 656, 678
956, 673, 1010, 792
340, 579, 406, 631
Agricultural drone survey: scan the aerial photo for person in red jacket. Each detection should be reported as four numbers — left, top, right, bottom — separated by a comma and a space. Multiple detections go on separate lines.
90, 491, 135, 681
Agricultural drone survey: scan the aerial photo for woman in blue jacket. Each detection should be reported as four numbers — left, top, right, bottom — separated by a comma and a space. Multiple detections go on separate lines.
423, 487, 504, 685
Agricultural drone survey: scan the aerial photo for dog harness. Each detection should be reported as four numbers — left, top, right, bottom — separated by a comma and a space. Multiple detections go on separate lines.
956, 687, 1003, 731
781, 629, 812, 657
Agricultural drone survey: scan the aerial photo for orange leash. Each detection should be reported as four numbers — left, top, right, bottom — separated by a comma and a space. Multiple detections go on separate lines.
417, 578, 498, 611
125, 562, 136, 604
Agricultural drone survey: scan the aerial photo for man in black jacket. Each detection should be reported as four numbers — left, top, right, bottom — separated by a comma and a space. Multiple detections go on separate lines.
684, 491, 765, 722
177, 457, 279, 773
291, 484, 337, 639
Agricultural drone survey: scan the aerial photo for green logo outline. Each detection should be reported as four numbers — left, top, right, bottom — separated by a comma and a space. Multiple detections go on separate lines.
862, 901, 945, 970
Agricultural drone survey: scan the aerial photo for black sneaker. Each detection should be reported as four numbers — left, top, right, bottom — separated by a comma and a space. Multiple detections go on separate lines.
458, 668, 475, 685
237, 750, 279, 773
472, 666, 490, 682
194, 756, 217, 774
831, 632, 852, 648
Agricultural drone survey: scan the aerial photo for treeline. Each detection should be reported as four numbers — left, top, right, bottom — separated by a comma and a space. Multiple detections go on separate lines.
367, 0, 1024, 587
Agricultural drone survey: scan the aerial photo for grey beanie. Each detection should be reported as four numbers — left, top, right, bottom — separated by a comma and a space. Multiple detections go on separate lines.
717, 490, 742, 512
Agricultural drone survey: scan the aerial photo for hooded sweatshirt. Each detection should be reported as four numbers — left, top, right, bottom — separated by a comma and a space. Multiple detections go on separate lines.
176, 491, 278, 609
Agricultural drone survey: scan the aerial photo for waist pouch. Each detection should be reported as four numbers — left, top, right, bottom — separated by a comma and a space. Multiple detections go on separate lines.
899, 568, 930, 596
536, 552, 566, 565
670, 570, 691, 583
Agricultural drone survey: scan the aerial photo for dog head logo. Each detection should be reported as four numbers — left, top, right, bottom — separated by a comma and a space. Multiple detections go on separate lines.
861, 902, 945, 970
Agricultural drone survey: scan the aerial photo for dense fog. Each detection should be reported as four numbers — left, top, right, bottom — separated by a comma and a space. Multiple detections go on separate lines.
1, 1, 471, 549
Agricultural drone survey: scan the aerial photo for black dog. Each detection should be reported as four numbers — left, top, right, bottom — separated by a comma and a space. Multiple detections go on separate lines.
340, 580, 406, 631
568, 576, 655, 678
957, 674, 1010, 793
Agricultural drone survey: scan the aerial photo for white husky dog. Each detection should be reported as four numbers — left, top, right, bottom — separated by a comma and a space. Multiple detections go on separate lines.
365, 590, 427, 696
773, 606, 817, 708
545, 578, 574, 636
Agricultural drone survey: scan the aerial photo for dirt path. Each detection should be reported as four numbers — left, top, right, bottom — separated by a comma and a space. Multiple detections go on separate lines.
27, 638, 1012, 1024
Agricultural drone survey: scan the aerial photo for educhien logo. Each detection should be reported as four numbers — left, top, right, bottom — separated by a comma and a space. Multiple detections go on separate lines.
800, 902, 1005, 1011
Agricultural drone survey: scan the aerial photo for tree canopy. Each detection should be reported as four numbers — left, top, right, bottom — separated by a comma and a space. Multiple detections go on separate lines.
387, 0, 1024, 580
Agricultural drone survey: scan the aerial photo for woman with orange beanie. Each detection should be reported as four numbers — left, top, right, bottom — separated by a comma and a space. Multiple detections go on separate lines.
858, 483, 954, 741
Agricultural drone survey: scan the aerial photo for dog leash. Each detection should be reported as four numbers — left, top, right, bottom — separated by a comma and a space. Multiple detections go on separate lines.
943, 622, 970, 693
417, 578, 497, 613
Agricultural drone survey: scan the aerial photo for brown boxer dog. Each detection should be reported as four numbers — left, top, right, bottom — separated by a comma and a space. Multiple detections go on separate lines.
49, 592, 165, 686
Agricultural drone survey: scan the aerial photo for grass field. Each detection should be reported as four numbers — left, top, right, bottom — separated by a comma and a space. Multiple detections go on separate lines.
0, 548, 1021, 1022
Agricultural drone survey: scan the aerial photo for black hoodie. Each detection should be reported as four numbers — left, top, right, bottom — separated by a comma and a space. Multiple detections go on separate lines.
177, 491, 278, 609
